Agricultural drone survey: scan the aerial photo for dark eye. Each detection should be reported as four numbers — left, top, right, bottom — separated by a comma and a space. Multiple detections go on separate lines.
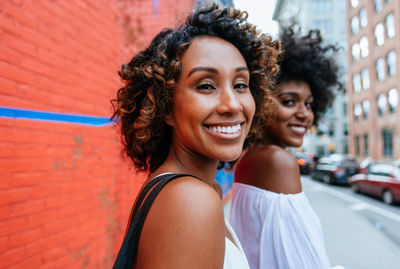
280, 99, 295, 106
234, 83, 249, 91
305, 101, 313, 108
196, 83, 215, 91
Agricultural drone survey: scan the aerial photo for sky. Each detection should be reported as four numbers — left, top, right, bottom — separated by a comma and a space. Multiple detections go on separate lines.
233, 0, 279, 36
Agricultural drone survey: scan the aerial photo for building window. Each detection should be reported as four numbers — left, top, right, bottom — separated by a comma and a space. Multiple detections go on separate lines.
352, 43, 360, 61
356, 135, 361, 156
362, 100, 370, 120
350, 0, 359, 8
364, 134, 369, 156
386, 14, 395, 38
387, 50, 396, 76
351, 16, 359, 35
312, 19, 333, 34
374, 0, 382, 12
377, 93, 387, 116
360, 37, 369, 57
383, 129, 393, 157
376, 58, 385, 81
374, 23, 385, 46
360, 8, 367, 28
361, 68, 370, 89
353, 73, 361, 92
354, 103, 362, 121
388, 88, 398, 113
312, 0, 332, 13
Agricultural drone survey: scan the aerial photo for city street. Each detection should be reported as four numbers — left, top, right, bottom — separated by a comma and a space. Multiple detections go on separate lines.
303, 175, 400, 269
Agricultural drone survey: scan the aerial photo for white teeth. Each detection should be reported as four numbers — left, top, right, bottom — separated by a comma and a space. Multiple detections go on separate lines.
208, 124, 241, 134
290, 126, 306, 132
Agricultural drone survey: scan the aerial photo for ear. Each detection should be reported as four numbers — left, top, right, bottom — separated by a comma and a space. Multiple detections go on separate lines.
163, 111, 175, 127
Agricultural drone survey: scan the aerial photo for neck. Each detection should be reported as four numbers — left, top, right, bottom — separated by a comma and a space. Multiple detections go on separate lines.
150, 144, 219, 186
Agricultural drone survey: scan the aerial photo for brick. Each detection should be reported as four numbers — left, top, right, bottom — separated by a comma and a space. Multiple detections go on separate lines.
8, 228, 42, 249
11, 199, 45, 217
3, 1, 37, 28
0, 247, 25, 268
0, 217, 28, 237
0, 187, 31, 206
8, 255, 42, 269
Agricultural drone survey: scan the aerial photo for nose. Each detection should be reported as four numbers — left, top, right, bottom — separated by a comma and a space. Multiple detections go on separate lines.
217, 85, 242, 115
296, 103, 313, 120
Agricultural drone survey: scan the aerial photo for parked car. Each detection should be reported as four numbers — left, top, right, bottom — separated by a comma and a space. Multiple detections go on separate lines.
393, 158, 400, 168
350, 162, 400, 205
295, 152, 315, 174
311, 154, 359, 185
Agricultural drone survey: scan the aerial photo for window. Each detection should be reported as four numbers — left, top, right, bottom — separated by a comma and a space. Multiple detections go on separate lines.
387, 50, 396, 76
377, 93, 387, 116
353, 73, 361, 92
354, 103, 362, 120
350, 0, 359, 8
388, 88, 398, 113
360, 8, 367, 28
362, 100, 370, 119
374, 23, 385, 46
374, 0, 382, 12
351, 16, 359, 35
364, 134, 369, 156
360, 37, 369, 57
352, 43, 360, 61
383, 129, 393, 157
312, 0, 332, 13
376, 58, 385, 81
386, 14, 395, 38
361, 68, 370, 89
356, 135, 361, 156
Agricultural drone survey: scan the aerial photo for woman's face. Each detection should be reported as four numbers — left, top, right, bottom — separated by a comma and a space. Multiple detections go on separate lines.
165, 36, 255, 163
267, 80, 314, 148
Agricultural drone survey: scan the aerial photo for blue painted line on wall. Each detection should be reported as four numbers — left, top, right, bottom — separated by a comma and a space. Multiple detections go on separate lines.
0, 106, 112, 126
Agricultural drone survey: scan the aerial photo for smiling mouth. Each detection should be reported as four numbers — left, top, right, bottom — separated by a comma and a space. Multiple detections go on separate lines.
288, 125, 309, 136
205, 123, 242, 134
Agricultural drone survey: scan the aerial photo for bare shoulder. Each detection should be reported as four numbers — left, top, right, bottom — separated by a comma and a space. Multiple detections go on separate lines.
137, 176, 225, 269
236, 145, 302, 194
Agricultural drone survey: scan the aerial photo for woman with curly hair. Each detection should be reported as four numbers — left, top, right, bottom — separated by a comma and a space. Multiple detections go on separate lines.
230, 25, 342, 269
111, 5, 280, 269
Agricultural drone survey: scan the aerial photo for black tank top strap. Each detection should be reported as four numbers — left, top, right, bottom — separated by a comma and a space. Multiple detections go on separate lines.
112, 173, 201, 269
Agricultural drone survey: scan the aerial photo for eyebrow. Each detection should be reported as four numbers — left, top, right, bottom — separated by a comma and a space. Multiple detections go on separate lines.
187, 66, 249, 77
277, 92, 314, 99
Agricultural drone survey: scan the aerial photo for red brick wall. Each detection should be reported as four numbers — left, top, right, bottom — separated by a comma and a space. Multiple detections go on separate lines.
0, 0, 193, 268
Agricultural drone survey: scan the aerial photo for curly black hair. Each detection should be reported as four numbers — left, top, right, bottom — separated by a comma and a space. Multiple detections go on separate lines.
111, 5, 281, 172
276, 24, 343, 124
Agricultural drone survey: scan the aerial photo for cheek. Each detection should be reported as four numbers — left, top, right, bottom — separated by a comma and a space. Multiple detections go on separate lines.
244, 94, 256, 118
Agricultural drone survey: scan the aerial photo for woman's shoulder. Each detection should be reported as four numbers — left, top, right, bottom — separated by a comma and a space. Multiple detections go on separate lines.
137, 175, 225, 268
236, 146, 301, 194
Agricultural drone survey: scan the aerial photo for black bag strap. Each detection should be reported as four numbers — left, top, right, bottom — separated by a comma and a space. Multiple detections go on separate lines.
112, 173, 199, 269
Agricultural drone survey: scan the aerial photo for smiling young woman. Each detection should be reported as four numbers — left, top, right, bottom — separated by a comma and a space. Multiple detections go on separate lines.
111, 5, 281, 269
230, 25, 342, 269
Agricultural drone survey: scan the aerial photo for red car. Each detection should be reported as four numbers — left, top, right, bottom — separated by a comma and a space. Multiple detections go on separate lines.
350, 162, 400, 205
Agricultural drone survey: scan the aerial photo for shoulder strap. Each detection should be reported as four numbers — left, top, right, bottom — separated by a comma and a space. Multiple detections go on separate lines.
112, 173, 199, 269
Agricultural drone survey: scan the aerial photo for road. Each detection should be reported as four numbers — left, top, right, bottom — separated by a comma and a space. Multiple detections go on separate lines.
302, 175, 400, 269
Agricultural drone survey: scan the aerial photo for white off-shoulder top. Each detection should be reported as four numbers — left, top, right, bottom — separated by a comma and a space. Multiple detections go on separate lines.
224, 219, 251, 269
230, 183, 331, 269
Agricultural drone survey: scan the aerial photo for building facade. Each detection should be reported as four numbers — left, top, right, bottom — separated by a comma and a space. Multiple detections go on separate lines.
273, 0, 349, 157
347, 0, 400, 161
